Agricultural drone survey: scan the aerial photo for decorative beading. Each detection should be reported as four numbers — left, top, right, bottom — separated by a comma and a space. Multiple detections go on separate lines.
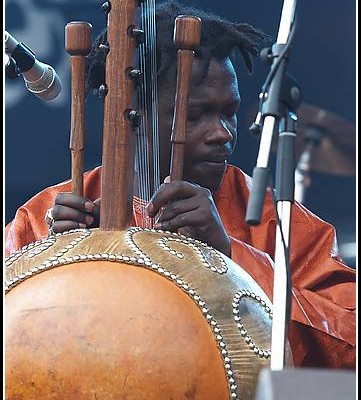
232, 289, 272, 359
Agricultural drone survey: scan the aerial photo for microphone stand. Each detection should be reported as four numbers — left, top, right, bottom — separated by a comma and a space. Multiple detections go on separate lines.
245, 0, 300, 370
272, 108, 299, 370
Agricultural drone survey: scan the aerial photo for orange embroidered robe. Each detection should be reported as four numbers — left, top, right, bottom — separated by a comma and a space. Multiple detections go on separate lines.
5, 165, 356, 369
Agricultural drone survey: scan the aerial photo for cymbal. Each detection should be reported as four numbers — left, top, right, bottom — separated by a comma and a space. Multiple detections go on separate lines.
246, 103, 356, 176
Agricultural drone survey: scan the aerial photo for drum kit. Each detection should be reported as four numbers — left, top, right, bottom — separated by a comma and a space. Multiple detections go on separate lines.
294, 104, 356, 269
288, 103, 355, 177
247, 102, 356, 268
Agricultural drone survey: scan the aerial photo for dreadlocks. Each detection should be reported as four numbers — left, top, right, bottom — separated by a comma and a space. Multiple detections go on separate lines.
86, 0, 268, 95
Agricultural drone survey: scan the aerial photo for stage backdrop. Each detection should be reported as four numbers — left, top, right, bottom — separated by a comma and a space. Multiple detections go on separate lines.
5, 0, 356, 266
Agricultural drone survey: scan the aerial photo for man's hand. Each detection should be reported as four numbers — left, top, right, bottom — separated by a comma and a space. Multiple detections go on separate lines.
146, 180, 230, 257
50, 193, 100, 233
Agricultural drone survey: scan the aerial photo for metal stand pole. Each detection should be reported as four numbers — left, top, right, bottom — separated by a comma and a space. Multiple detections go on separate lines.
245, 0, 299, 370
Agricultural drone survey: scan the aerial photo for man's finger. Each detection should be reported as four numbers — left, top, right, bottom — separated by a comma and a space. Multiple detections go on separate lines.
146, 181, 199, 217
156, 197, 198, 223
51, 220, 87, 234
55, 192, 94, 212
52, 205, 94, 226
154, 210, 202, 231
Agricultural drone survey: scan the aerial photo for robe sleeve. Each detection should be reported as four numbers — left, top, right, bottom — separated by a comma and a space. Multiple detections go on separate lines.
5, 167, 102, 257
5, 182, 72, 257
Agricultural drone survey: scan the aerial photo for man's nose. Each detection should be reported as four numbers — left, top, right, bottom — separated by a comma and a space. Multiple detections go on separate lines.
205, 118, 234, 144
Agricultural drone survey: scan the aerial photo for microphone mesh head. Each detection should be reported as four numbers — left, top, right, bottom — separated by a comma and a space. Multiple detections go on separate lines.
25, 66, 62, 100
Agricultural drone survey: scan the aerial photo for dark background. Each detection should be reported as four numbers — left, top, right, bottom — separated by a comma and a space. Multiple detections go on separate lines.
5, 0, 356, 265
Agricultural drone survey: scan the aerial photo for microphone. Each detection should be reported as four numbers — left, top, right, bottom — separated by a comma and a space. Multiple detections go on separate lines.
5, 30, 62, 100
